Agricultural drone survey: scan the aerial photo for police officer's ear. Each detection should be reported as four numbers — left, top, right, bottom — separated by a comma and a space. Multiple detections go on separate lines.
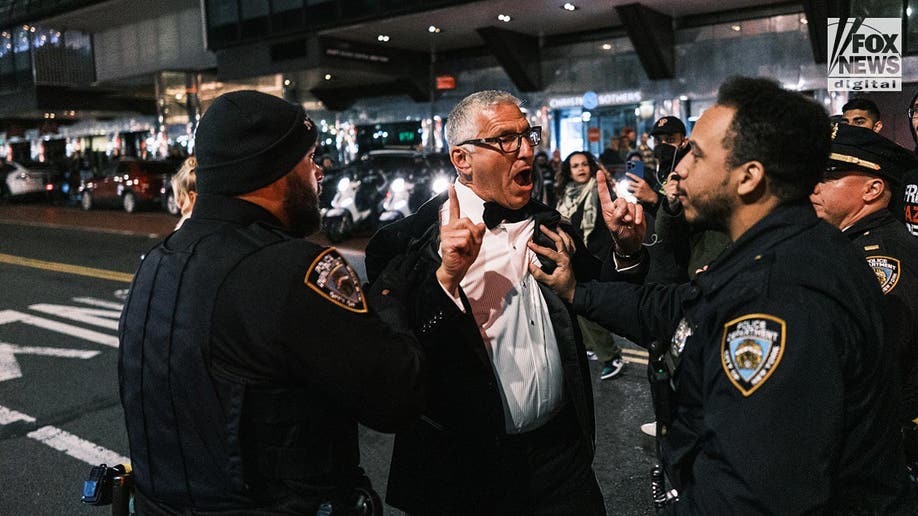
450, 145, 473, 183
863, 177, 889, 203
736, 160, 766, 198
872, 120, 884, 133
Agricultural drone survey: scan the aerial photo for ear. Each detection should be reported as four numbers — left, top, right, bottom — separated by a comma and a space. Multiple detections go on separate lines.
450, 146, 473, 183
862, 177, 886, 203
735, 160, 766, 197
873, 120, 884, 133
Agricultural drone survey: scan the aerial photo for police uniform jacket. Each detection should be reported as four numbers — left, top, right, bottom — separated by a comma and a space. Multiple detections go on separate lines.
572, 203, 913, 514
119, 194, 426, 514
844, 208, 918, 424
364, 192, 604, 514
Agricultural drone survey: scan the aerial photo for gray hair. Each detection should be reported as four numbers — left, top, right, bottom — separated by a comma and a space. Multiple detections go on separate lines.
445, 90, 522, 146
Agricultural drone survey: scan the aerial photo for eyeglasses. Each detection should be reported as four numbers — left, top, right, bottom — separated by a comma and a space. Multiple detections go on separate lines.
458, 126, 542, 153
908, 107, 918, 119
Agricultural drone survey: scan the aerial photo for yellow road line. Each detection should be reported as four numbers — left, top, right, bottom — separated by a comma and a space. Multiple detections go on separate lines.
0, 253, 134, 283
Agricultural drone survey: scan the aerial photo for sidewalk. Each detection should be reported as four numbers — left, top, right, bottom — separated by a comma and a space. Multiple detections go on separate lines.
0, 202, 178, 237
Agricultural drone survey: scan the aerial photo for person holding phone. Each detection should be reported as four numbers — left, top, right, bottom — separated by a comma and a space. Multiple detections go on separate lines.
625, 151, 660, 214
556, 151, 627, 380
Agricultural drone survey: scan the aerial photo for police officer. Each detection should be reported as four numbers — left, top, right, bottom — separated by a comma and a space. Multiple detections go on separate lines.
530, 77, 914, 513
119, 90, 426, 515
811, 123, 918, 477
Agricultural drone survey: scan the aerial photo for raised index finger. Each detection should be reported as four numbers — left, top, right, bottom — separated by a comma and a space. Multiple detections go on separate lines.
597, 169, 611, 200
448, 184, 460, 223
597, 169, 615, 208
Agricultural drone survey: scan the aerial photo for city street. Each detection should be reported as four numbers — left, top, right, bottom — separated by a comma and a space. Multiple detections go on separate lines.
0, 203, 658, 515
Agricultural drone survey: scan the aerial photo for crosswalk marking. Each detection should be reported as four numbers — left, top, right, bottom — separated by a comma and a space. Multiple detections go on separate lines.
0, 405, 36, 425
0, 310, 119, 347
0, 404, 129, 467
0, 343, 100, 382
72, 297, 124, 311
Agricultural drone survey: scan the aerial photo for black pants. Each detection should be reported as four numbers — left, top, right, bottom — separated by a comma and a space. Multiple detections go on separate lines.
492, 404, 607, 516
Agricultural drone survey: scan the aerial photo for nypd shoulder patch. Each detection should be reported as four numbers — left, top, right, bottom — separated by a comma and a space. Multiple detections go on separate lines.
866, 255, 900, 295
304, 248, 368, 313
721, 314, 786, 397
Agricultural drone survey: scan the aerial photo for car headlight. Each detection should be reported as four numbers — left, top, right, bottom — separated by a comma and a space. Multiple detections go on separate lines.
390, 177, 406, 193
337, 177, 351, 192
431, 176, 450, 195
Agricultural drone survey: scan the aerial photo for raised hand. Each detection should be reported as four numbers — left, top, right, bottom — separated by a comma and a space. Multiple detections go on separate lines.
597, 169, 646, 255
436, 185, 486, 296
528, 225, 577, 303
662, 173, 681, 211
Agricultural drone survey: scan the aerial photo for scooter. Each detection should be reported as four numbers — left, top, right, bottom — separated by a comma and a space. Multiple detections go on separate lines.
323, 167, 388, 243
378, 170, 451, 225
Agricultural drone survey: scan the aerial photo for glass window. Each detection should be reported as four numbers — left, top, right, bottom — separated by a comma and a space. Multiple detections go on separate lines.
272, 0, 304, 33
557, 109, 585, 160
339, 0, 378, 21
307, 0, 338, 27
207, 0, 238, 26
241, 0, 269, 39
207, 0, 239, 47
0, 31, 12, 89
850, 0, 901, 18
241, 0, 269, 19
13, 26, 30, 81
908, 0, 918, 54
273, 0, 303, 11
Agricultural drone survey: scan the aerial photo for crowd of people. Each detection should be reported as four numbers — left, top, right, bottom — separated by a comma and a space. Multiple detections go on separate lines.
116, 78, 918, 515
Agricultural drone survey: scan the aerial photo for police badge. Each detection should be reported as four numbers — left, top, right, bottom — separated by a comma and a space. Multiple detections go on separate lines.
305, 248, 368, 313
671, 318, 693, 359
866, 255, 900, 294
721, 314, 786, 396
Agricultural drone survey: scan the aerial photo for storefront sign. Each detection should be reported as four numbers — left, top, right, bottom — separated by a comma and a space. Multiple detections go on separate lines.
436, 75, 456, 90
548, 90, 642, 109
587, 127, 601, 143
582, 91, 598, 110
325, 47, 390, 63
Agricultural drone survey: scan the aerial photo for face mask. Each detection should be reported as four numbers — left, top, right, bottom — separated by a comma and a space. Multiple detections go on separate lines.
653, 142, 691, 184
653, 143, 677, 169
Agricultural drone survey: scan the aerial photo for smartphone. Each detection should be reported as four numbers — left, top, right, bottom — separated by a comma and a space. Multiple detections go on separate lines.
626, 160, 644, 179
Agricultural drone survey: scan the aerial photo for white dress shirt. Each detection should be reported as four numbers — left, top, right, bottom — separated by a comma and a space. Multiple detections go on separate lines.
439, 181, 565, 434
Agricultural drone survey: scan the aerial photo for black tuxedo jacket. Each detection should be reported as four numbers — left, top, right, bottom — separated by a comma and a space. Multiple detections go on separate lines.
364, 192, 601, 514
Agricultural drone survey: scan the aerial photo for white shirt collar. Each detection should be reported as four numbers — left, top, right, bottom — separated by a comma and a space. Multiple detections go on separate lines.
440, 179, 488, 226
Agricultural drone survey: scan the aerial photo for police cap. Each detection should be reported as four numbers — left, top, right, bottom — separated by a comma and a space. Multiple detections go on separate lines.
828, 124, 918, 185
649, 116, 686, 137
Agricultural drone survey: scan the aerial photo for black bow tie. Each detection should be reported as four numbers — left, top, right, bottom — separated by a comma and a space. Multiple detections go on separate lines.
482, 201, 533, 229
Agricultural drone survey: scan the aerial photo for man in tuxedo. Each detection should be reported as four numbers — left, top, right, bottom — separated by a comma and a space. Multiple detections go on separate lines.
365, 90, 646, 515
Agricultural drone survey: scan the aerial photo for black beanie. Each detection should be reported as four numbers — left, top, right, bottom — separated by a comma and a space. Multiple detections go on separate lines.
194, 90, 318, 196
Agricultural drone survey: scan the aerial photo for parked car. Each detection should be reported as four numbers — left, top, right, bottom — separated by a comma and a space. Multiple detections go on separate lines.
0, 160, 59, 201
79, 158, 177, 213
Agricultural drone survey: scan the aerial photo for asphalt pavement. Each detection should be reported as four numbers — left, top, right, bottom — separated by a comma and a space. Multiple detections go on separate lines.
0, 202, 658, 515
